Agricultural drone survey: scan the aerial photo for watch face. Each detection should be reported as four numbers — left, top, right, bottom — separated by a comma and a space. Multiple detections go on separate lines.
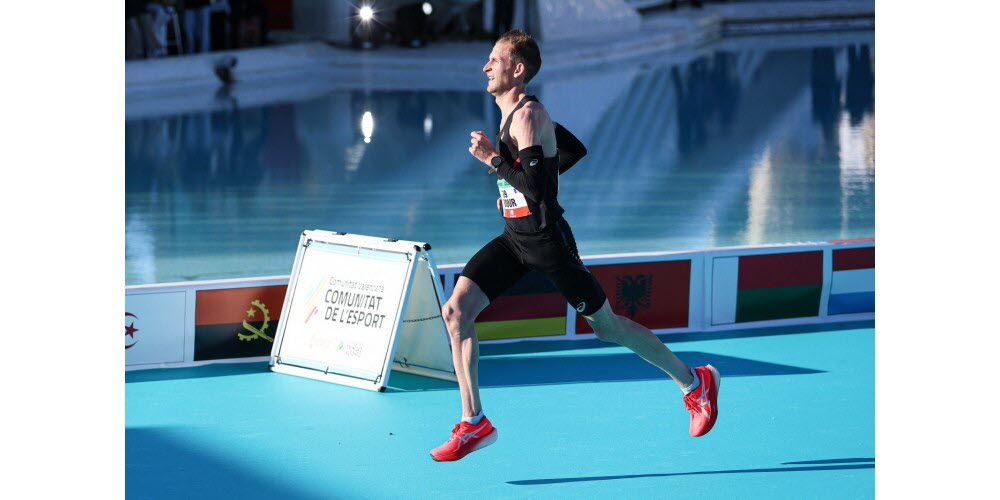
491, 156, 503, 167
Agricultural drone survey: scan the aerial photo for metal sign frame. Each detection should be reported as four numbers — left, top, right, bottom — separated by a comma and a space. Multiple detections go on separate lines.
270, 230, 456, 392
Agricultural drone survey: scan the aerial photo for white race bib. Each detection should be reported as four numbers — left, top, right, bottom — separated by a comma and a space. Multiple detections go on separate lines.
498, 178, 531, 218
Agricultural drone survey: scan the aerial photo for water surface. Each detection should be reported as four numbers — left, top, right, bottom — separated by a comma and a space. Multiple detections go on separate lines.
126, 32, 874, 285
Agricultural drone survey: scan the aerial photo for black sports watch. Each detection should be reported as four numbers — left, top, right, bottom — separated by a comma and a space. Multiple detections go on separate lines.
490, 155, 504, 169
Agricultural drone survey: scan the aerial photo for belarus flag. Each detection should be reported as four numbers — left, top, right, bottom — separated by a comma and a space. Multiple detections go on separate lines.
828, 247, 875, 315
712, 251, 823, 324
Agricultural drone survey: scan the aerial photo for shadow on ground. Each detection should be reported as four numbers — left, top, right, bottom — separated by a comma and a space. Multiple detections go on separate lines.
386, 350, 823, 391
126, 361, 271, 384
126, 427, 325, 499
507, 457, 875, 485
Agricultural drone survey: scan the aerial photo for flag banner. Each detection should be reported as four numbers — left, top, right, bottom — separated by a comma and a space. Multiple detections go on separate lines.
736, 251, 822, 322
576, 260, 691, 334
829, 247, 874, 315
125, 291, 187, 366
712, 251, 823, 324
194, 285, 288, 361
475, 271, 567, 340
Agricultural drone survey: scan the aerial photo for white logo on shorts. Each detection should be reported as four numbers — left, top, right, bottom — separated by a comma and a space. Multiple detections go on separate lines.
529, 159, 539, 167
576, 302, 587, 313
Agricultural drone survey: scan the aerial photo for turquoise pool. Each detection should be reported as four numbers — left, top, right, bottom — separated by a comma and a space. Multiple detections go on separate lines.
126, 32, 874, 285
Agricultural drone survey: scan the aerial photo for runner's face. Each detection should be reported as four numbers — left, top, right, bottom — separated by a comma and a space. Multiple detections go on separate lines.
483, 42, 515, 95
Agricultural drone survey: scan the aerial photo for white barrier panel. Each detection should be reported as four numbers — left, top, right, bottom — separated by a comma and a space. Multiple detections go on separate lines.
270, 231, 456, 392
125, 239, 873, 370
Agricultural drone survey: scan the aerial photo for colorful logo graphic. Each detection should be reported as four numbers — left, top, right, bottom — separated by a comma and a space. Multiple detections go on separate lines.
125, 312, 139, 349
238, 299, 273, 343
303, 277, 327, 325
616, 274, 653, 318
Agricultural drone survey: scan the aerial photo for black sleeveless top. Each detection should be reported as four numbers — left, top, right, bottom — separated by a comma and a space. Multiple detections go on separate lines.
495, 95, 564, 233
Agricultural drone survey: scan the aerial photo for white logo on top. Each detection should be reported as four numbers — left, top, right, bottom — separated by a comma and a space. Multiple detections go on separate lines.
695, 376, 712, 415
529, 159, 539, 167
458, 421, 489, 444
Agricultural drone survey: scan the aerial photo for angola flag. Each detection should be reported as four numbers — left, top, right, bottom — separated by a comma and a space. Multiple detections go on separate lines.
194, 285, 287, 361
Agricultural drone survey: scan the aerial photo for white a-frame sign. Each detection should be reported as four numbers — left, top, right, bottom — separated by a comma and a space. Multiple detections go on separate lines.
270, 230, 457, 391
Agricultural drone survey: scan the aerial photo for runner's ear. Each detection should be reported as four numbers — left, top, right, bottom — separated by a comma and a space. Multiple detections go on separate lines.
513, 61, 525, 80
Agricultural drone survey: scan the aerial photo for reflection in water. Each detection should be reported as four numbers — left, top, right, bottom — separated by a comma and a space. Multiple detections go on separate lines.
746, 147, 773, 246
811, 47, 841, 149
361, 111, 374, 144
672, 52, 741, 155
424, 113, 434, 140
126, 38, 875, 285
846, 45, 875, 126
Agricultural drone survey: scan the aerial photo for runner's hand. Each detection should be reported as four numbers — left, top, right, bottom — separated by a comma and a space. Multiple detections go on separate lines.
497, 197, 502, 210
469, 131, 498, 165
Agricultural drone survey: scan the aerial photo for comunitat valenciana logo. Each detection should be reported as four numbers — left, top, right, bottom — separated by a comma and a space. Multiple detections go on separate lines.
337, 340, 364, 359
125, 312, 139, 350
238, 299, 274, 343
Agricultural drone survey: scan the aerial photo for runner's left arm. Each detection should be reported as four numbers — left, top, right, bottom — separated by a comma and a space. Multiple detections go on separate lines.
555, 122, 587, 174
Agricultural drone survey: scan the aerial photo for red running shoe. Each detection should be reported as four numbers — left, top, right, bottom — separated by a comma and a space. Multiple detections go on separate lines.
429, 417, 498, 462
684, 365, 721, 437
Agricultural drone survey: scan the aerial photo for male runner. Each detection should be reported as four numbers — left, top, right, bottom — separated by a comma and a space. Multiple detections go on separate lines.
430, 30, 720, 462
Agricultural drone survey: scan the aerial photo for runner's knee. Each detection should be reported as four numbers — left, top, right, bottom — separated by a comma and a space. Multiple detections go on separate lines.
592, 325, 620, 344
584, 301, 622, 343
589, 315, 623, 344
442, 301, 476, 341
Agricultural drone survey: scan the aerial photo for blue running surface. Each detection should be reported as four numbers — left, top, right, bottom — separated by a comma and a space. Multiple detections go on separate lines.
126, 322, 874, 499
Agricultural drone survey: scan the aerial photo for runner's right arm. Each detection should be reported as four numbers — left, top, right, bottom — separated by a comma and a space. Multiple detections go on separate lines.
492, 146, 547, 202
492, 107, 555, 202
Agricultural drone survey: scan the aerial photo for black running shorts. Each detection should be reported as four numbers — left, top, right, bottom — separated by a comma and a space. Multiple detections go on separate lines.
460, 218, 608, 316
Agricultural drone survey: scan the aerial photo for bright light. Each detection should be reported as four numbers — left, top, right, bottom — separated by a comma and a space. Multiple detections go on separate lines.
359, 6, 374, 22
423, 113, 433, 139
422, 2, 433, 15
361, 111, 374, 143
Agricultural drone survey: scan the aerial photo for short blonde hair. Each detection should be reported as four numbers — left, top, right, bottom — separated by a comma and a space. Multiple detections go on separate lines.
497, 30, 541, 84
